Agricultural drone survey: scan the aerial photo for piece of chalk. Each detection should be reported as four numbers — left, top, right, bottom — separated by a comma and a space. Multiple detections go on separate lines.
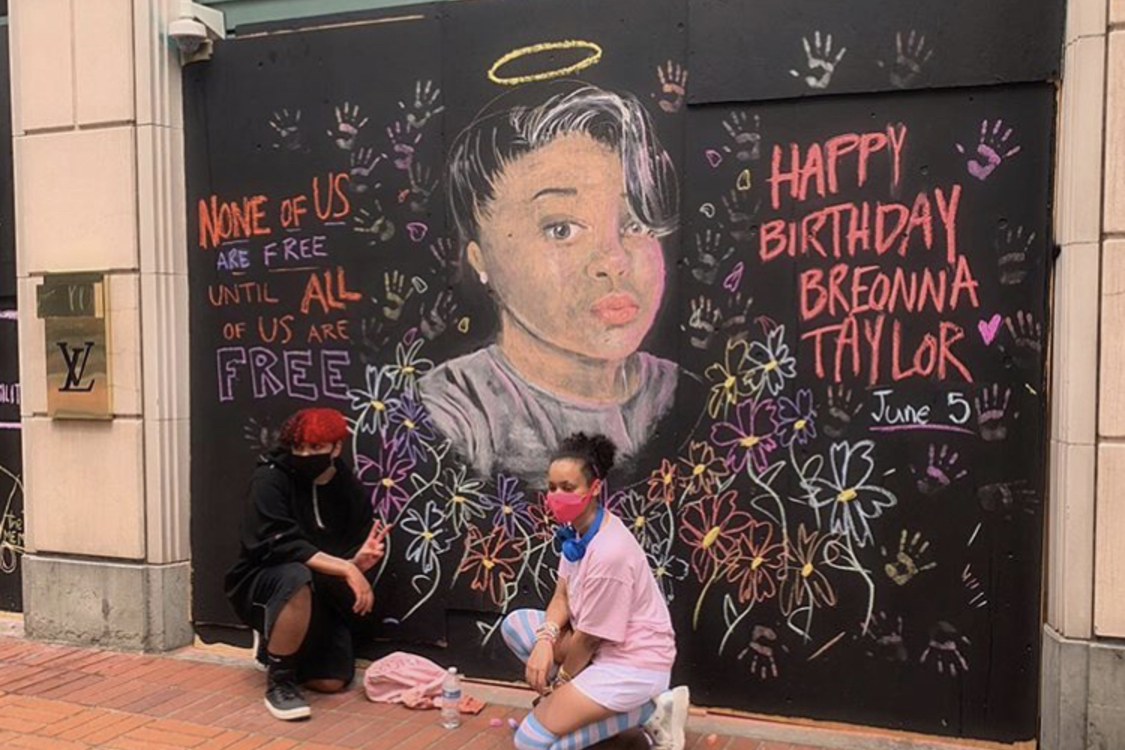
489, 718, 503, 728
507, 718, 519, 730
705, 734, 719, 746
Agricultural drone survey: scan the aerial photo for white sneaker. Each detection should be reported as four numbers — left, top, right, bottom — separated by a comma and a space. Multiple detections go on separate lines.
645, 686, 689, 750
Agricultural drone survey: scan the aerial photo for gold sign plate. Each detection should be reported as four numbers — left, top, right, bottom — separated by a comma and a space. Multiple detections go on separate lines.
38, 274, 112, 419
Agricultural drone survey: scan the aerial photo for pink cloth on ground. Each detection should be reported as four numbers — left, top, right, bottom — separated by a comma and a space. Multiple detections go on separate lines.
363, 652, 447, 709
558, 512, 677, 672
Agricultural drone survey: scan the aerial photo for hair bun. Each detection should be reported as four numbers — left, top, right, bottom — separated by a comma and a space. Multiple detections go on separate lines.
556, 432, 617, 479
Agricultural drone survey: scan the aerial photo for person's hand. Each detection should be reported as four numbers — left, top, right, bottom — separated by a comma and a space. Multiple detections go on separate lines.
526, 640, 554, 695
344, 562, 374, 615
354, 522, 390, 572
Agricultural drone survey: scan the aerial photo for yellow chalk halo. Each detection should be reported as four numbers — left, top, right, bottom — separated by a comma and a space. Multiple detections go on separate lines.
488, 40, 603, 86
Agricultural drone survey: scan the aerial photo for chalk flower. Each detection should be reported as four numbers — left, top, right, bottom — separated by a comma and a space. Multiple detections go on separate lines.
438, 465, 492, 537
400, 501, 451, 574
489, 474, 535, 539
387, 338, 434, 399
609, 489, 671, 551
679, 441, 731, 497
781, 524, 838, 616
705, 339, 756, 418
647, 459, 679, 506
680, 491, 753, 582
348, 365, 400, 436
710, 397, 779, 474
809, 440, 897, 547
460, 526, 523, 607
777, 388, 818, 447
389, 398, 437, 464
356, 439, 416, 519
745, 325, 797, 396
726, 520, 786, 605
646, 546, 690, 603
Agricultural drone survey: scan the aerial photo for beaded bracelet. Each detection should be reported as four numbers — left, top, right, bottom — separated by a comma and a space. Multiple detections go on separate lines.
535, 621, 560, 643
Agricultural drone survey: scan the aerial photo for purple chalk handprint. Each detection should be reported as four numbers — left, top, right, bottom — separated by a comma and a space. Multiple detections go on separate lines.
956, 119, 1021, 181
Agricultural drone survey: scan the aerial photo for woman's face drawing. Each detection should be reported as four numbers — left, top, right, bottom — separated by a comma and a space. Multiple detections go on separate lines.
469, 133, 666, 362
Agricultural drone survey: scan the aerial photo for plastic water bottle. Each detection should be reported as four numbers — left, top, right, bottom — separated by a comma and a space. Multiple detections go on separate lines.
441, 667, 462, 729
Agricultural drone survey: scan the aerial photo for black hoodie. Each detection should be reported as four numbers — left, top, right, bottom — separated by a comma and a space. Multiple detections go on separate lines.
224, 449, 374, 620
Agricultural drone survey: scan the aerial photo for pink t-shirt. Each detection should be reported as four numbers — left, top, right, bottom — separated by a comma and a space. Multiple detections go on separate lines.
559, 511, 677, 671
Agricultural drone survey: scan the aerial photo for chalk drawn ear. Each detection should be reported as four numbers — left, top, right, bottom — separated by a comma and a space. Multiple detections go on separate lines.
466, 240, 487, 283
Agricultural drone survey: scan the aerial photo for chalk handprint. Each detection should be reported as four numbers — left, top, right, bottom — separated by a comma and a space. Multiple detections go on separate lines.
962, 564, 989, 609
722, 112, 762, 162
387, 121, 423, 171
956, 120, 1021, 181
721, 292, 755, 342
822, 385, 862, 438
353, 202, 396, 245
977, 481, 1039, 517
921, 621, 970, 678
398, 80, 444, 131
269, 109, 305, 152
327, 102, 369, 151
687, 296, 723, 350
348, 148, 383, 194
882, 529, 936, 586
864, 611, 908, 662
429, 237, 462, 282
997, 226, 1034, 286
789, 31, 847, 90
912, 443, 967, 495
877, 30, 933, 89
382, 271, 415, 322
721, 189, 760, 244
407, 163, 438, 213
242, 416, 280, 454
738, 626, 780, 680
691, 229, 736, 285
975, 384, 1012, 442
420, 290, 457, 341
654, 61, 688, 114
1004, 310, 1043, 368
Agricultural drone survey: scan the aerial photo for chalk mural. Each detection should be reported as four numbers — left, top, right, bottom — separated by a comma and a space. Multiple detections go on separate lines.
0, 309, 23, 613
187, 0, 1056, 741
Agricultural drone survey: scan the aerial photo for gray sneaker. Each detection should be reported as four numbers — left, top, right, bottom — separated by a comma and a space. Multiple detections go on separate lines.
264, 672, 311, 721
644, 686, 689, 750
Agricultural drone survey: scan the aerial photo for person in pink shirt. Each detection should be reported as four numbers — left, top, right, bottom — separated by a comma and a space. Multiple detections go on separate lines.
501, 433, 690, 750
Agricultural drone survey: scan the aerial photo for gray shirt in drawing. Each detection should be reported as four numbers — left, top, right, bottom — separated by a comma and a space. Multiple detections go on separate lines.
418, 345, 680, 486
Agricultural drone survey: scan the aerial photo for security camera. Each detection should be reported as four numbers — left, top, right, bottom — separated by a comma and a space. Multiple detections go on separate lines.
170, 1, 225, 63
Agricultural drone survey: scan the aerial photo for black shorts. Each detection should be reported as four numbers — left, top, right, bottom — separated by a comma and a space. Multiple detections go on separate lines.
243, 562, 377, 685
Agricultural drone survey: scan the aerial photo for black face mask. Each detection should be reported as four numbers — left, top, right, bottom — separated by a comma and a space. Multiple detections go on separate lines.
290, 453, 333, 482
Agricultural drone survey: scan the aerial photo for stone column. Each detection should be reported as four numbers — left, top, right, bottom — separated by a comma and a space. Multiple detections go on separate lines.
10, 0, 192, 651
1042, 0, 1125, 747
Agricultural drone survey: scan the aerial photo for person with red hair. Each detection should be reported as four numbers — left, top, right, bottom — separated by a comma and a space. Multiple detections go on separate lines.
225, 407, 389, 721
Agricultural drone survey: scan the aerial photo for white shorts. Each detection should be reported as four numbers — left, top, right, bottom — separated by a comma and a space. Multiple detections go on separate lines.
570, 661, 671, 712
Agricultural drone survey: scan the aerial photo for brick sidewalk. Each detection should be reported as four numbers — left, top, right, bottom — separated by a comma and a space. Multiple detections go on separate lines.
0, 635, 813, 750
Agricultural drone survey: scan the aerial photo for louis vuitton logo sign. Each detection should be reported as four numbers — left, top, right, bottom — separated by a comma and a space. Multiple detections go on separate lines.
57, 341, 96, 393
37, 274, 111, 419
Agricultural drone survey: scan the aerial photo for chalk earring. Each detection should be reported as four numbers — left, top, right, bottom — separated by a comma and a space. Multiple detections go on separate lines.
479, 271, 489, 285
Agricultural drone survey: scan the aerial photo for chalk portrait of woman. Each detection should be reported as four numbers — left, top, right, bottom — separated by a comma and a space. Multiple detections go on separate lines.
420, 82, 694, 486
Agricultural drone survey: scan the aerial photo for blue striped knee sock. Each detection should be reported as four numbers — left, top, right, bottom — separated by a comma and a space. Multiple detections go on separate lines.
514, 712, 558, 750
550, 702, 656, 750
501, 609, 546, 663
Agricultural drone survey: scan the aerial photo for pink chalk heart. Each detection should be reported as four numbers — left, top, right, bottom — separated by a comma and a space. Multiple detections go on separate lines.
406, 222, 428, 242
723, 262, 744, 293
978, 314, 1002, 345
704, 149, 723, 168
403, 327, 419, 346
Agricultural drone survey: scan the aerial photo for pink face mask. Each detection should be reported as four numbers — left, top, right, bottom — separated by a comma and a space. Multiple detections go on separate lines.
546, 482, 599, 524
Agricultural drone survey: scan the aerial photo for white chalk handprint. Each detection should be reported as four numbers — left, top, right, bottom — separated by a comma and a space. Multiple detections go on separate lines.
878, 30, 934, 89
957, 120, 1021, 181
327, 102, 369, 152
790, 31, 847, 90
